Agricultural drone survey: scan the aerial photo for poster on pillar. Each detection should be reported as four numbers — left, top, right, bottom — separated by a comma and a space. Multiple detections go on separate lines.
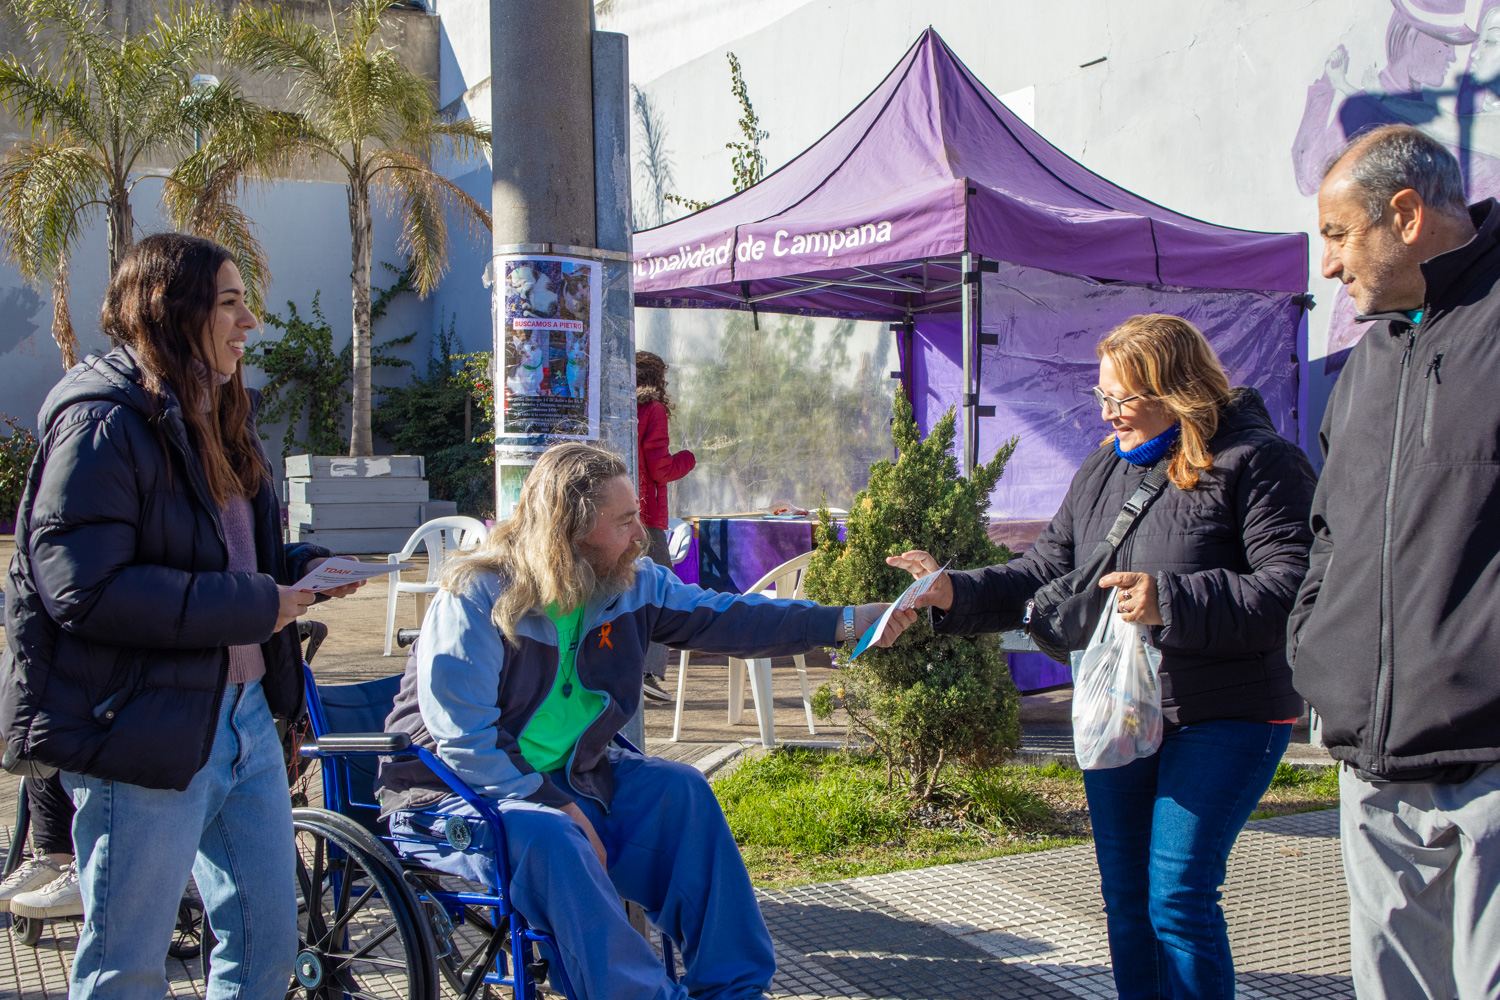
496, 255, 601, 440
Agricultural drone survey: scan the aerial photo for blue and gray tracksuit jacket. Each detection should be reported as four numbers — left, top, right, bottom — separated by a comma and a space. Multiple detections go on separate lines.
375, 560, 842, 816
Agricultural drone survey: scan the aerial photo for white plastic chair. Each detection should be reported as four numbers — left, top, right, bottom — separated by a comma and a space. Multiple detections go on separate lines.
383, 516, 489, 655
665, 518, 693, 566
671, 550, 818, 745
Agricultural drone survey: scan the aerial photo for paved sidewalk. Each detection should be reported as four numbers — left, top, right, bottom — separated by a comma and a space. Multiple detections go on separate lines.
762, 808, 1350, 1000
2, 801, 1350, 999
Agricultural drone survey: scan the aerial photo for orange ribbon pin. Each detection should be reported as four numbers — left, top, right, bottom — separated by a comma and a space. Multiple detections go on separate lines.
598, 622, 613, 649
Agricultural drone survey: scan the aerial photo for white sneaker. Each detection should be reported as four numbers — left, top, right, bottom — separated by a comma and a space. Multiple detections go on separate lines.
10, 862, 83, 919
0, 856, 64, 914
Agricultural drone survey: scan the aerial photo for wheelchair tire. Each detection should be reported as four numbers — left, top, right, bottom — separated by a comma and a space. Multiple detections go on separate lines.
10, 913, 43, 947
166, 890, 207, 960
288, 811, 437, 1000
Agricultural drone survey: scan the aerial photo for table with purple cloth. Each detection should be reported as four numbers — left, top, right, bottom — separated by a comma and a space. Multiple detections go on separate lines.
680, 516, 1068, 693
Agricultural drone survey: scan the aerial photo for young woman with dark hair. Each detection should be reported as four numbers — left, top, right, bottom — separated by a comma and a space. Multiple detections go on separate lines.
0, 232, 361, 997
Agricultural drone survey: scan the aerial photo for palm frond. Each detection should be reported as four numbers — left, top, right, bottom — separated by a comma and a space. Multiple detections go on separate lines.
371, 151, 491, 295
0, 135, 106, 283
0, 56, 104, 147
226, 4, 331, 83
3, 0, 115, 88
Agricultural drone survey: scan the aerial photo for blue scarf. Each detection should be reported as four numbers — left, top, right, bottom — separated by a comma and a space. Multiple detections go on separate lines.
1115, 423, 1180, 466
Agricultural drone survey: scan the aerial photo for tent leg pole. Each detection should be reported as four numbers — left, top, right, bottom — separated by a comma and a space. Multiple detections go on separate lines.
960, 251, 974, 477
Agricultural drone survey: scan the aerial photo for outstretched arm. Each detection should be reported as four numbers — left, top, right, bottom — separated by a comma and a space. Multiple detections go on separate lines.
643, 565, 903, 653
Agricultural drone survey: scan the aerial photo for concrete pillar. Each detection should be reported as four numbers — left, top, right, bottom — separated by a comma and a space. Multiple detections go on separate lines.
489, 0, 596, 247
489, 7, 643, 747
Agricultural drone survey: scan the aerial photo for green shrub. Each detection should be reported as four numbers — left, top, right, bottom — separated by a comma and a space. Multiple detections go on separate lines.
1, 413, 39, 523
954, 768, 1051, 831
247, 266, 415, 457
802, 390, 1022, 800
372, 324, 496, 517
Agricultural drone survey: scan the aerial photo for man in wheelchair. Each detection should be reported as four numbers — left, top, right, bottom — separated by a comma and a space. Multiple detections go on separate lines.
374, 442, 904, 1000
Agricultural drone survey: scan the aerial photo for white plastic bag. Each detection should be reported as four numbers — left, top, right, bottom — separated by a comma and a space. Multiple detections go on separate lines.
1071, 590, 1163, 770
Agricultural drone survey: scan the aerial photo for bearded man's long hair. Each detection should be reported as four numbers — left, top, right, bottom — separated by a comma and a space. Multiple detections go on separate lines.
445, 443, 638, 642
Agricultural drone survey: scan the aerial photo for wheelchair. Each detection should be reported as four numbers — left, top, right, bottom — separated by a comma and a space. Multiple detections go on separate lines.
289, 625, 677, 1000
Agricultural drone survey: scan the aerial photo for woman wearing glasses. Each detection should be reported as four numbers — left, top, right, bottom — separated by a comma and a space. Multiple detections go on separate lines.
887, 314, 1317, 1000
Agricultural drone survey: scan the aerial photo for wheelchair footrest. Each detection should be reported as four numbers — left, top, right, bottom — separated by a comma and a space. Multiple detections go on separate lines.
305, 732, 412, 753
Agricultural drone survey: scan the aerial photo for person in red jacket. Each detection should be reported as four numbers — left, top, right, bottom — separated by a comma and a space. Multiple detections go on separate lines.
636, 351, 695, 701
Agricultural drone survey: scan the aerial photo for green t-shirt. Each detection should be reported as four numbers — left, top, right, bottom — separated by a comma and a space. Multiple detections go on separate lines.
517, 603, 605, 775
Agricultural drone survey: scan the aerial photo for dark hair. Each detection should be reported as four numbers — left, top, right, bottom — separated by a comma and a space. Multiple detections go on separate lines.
1325, 124, 1470, 223
102, 233, 267, 507
635, 350, 673, 414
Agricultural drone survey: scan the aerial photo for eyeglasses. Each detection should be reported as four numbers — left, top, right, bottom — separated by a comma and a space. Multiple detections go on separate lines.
1092, 386, 1143, 417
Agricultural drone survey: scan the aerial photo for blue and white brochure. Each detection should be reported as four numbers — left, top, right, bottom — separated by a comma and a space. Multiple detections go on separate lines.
847, 559, 951, 660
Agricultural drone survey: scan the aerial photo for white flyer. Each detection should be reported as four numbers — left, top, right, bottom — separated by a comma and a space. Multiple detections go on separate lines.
291, 557, 413, 592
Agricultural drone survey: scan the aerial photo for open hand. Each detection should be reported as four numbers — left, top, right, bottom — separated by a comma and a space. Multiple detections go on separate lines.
1099, 571, 1162, 626
884, 550, 954, 612
301, 557, 366, 599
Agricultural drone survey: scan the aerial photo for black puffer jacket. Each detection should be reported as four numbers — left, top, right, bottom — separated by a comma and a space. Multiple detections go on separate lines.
936, 389, 1316, 726
1, 347, 327, 790
1289, 199, 1500, 779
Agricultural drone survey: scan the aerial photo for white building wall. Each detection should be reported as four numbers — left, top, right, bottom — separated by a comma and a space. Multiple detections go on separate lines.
600, 0, 1409, 432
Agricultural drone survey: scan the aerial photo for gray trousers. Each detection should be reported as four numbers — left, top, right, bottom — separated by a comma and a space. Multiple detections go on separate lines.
1341, 761, 1500, 1000
644, 526, 672, 679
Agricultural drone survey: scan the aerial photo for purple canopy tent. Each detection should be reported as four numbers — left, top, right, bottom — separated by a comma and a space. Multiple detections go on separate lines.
634, 29, 1309, 690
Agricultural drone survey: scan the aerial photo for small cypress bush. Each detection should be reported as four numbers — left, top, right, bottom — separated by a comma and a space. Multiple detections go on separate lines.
803, 389, 1021, 800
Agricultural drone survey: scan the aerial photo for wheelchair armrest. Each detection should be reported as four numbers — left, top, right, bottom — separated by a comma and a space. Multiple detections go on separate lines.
304, 733, 412, 754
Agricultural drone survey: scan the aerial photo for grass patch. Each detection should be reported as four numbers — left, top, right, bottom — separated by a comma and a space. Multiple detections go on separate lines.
714, 748, 1088, 888
1248, 762, 1341, 820
717, 751, 1340, 888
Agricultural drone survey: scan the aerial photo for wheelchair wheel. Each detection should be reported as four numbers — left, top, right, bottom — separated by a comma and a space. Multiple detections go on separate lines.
296, 809, 508, 999
288, 811, 437, 1000
10, 913, 43, 947
407, 871, 512, 999
166, 886, 207, 960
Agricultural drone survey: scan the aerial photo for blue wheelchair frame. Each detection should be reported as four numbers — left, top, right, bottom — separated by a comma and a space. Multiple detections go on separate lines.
297, 663, 676, 999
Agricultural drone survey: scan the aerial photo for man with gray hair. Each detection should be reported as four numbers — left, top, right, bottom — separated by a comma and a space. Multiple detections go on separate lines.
374, 441, 909, 1000
1290, 123, 1500, 998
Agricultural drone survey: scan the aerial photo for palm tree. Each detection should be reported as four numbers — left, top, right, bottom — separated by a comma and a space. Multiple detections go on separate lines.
0, 0, 269, 369
227, 0, 492, 457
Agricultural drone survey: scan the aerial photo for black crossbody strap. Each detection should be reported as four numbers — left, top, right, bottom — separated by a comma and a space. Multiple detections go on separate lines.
1104, 457, 1171, 548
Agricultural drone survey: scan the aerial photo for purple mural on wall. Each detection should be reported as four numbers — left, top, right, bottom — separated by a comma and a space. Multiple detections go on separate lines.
1294, 0, 1500, 372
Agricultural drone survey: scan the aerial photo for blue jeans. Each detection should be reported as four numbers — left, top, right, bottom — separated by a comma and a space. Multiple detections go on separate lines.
1082, 720, 1291, 1000
390, 749, 775, 1000
62, 680, 298, 1000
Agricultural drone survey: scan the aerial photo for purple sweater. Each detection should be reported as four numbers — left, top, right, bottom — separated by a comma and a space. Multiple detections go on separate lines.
222, 494, 267, 685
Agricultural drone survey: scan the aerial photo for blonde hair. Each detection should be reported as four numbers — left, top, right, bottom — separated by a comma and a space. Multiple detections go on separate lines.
445, 443, 631, 642
1097, 314, 1233, 490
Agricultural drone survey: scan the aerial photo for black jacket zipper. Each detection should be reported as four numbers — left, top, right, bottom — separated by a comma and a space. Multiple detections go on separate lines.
1373, 325, 1419, 763
1422, 352, 1444, 447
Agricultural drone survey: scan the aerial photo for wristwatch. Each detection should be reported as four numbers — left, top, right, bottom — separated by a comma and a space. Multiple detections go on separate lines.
842, 605, 856, 643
